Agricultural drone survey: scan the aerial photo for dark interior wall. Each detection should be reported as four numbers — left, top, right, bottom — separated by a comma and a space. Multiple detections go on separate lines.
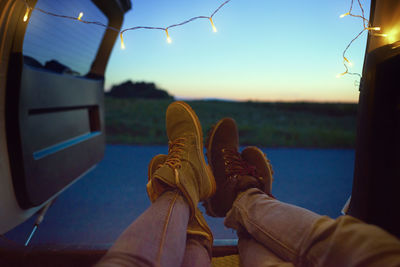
350, 0, 400, 238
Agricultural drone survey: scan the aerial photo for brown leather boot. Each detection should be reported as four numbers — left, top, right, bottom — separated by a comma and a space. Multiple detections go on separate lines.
147, 154, 213, 252
147, 154, 168, 203
241, 146, 273, 195
203, 118, 274, 217
146, 101, 216, 219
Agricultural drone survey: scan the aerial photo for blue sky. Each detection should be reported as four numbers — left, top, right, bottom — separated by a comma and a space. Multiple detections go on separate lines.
104, 0, 372, 102
43, 0, 370, 102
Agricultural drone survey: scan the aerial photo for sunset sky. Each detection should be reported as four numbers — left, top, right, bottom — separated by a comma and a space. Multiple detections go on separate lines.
104, 0, 371, 102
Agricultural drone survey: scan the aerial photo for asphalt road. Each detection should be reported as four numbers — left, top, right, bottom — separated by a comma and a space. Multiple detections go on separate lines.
5, 145, 355, 246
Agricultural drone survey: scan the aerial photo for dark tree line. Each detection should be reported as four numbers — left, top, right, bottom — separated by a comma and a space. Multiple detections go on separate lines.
106, 81, 173, 99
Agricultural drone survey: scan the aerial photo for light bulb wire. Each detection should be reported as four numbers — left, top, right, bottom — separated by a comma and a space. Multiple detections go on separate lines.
339, 0, 380, 78
22, 0, 231, 37
22, 0, 371, 80
342, 29, 365, 78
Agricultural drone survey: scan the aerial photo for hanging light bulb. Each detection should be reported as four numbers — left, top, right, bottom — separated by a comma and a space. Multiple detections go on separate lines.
120, 32, 125, 49
340, 12, 350, 18
336, 71, 347, 78
165, 29, 172, 43
77, 12, 83, 21
366, 26, 381, 31
23, 7, 30, 22
209, 17, 217, 32
344, 57, 353, 66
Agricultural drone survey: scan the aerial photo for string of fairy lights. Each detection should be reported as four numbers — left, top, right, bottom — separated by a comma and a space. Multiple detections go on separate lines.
21, 0, 389, 81
337, 0, 387, 78
21, 0, 230, 49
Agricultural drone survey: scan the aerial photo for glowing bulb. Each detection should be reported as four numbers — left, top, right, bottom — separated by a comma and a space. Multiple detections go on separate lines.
336, 71, 347, 78
340, 12, 349, 18
120, 32, 125, 50
165, 29, 172, 43
77, 12, 83, 21
209, 17, 217, 32
385, 29, 399, 44
366, 26, 381, 31
344, 57, 353, 66
23, 7, 30, 22
373, 33, 388, 37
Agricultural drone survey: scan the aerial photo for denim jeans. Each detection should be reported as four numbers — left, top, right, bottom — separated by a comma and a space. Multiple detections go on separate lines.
225, 188, 400, 267
97, 188, 400, 267
96, 190, 210, 267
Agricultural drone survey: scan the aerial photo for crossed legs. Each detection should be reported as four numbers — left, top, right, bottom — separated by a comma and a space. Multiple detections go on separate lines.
97, 101, 400, 267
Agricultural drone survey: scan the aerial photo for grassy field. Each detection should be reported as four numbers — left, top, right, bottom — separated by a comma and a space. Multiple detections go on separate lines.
105, 97, 357, 148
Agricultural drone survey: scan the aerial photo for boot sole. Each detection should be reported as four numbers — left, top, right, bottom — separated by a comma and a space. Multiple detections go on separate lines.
173, 101, 217, 199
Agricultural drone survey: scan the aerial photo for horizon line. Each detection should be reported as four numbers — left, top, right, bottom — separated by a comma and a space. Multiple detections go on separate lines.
174, 96, 358, 104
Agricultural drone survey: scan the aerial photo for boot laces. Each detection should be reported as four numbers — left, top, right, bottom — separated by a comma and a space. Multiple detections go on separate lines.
222, 148, 257, 179
165, 137, 186, 169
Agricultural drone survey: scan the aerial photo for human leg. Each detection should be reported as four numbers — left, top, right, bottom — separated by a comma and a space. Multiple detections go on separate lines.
224, 188, 320, 264
225, 188, 400, 267
204, 118, 284, 265
146, 101, 215, 265
148, 155, 213, 267
205, 119, 400, 266
238, 232, 294, 267
181, 237, 212, 267
98, 101, 216, 266
203, 117, 321, 264
147, 155, 214, 246
96, 190, 190, 267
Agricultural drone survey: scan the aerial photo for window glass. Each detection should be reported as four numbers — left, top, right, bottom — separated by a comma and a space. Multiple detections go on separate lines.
23, 0, 108, 76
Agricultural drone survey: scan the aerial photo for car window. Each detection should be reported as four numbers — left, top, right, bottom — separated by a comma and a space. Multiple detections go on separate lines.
23, 0, 108, 76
